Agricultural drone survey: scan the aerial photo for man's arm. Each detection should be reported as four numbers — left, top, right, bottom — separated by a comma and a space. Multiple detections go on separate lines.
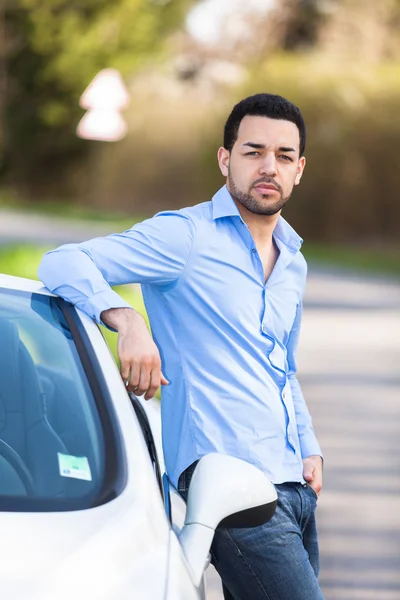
287, 300, 323, 494
38, 211, 195, 399
38, 211, 195, 322
101, 307, 168, 400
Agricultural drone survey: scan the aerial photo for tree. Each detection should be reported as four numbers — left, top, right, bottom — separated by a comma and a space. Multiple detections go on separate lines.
3, 0, 194, 196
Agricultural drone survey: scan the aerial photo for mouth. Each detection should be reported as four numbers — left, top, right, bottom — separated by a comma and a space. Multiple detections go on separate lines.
254, 184, 278, 194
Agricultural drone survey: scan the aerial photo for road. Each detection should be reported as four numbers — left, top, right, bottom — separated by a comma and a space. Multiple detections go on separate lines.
206, 270, 400, 600
301, 270, 400, 600
1, 209, 399, 599
0, 209, 124, 246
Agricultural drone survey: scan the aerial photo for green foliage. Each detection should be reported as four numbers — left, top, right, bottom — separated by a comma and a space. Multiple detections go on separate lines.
18, 0, 191, 99
303, 243, 400, 278
4, 0, 194, 189
0, 245, 51, 280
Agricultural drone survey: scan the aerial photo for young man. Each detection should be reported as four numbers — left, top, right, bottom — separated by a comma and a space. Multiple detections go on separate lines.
39, 93, 324, 600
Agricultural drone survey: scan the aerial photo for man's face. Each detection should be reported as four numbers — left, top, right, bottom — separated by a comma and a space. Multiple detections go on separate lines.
218, 115, 306, 216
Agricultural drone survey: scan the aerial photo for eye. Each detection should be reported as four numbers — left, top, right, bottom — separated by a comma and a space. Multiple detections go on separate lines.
278, 155, 293, 162
245, 151, 261, 156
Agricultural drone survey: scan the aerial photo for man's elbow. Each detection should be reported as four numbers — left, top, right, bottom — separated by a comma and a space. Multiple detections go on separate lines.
38, 246, 72, 289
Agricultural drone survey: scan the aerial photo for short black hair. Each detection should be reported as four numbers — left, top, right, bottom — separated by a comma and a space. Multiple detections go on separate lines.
223, 93, 306, 156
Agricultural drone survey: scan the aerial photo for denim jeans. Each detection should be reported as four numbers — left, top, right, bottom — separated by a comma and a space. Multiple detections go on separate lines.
178, 463, 324, 600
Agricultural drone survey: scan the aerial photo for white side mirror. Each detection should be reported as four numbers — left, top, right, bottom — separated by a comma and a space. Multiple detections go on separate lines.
178, 453, 277, 586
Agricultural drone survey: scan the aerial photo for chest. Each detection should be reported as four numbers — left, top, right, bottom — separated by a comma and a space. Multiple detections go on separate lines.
257, 241, 279, 283
178, 228, 304, 344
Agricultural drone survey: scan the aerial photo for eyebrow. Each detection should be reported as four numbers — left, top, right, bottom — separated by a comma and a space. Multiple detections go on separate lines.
242, 142, 296, 153
242, 142, 265, 149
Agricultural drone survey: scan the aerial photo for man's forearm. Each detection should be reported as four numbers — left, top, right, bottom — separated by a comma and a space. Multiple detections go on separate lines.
100, 307, 145, 332
100, 307, 168, 400
39, 245, 132, 323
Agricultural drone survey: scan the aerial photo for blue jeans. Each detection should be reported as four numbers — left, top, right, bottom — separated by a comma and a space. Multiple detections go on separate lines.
178, 464, 324, 600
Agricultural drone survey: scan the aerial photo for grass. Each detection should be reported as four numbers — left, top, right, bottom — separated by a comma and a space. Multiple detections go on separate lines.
0, 245, 52, 281
303, 243, 400, 279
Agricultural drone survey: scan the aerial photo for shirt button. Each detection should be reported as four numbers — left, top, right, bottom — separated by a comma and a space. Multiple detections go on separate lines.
282, 392, 286, 399
252, 248, 257, 253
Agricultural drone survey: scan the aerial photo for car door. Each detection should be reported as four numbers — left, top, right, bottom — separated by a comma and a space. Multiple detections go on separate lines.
129, 394, 207, 600
128, 393, 169, 511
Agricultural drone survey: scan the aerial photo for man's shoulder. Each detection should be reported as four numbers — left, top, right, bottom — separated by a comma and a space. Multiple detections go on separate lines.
155, 200, 212, 224
288, 249, 307, 283
295, 249, 307, 270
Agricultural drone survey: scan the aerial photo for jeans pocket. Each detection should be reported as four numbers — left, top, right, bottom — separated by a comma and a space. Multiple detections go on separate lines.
305, 483, 318, 501
210, 547, 219, 567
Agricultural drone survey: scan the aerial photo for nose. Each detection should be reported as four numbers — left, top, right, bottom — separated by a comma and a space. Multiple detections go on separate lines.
259, 152, 277, 177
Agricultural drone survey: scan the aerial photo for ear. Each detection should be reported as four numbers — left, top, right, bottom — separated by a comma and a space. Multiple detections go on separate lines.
294, 156, 306, 186
217, 147, 230, 177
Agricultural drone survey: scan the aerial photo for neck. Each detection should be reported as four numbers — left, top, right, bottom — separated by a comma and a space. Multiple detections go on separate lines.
232, 197, 280, 248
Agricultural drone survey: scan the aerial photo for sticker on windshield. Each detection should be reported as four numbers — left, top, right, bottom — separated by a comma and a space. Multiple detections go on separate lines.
57, 453, 92, 481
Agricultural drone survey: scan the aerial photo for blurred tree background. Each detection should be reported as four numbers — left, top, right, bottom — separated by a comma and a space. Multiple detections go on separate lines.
1, 0, 193, 196
1, 0, 400, 247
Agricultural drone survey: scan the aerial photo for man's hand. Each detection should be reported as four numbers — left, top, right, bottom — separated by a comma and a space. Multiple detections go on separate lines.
101, 307, 168, 400
303, 455, 323, 497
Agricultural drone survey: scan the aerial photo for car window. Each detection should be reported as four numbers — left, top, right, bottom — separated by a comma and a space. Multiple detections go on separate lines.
129, 394, 163, 496
0, 288, 122, 511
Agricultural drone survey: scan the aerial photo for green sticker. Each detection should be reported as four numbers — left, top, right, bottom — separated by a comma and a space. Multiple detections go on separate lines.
58, 453, 92, 481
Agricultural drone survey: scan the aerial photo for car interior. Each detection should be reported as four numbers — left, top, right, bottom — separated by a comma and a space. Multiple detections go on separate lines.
0, 291, 105, 506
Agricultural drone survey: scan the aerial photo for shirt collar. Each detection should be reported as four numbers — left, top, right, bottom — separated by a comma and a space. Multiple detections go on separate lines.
211, 185, 241, 220
212, 185, 303, 252
274, 216, 303, 253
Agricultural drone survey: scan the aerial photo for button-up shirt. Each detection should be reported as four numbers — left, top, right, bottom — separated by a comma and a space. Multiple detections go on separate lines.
38, 185, 322, 487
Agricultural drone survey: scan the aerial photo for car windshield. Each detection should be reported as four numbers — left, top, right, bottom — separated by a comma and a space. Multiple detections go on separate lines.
0, 287, 120, 511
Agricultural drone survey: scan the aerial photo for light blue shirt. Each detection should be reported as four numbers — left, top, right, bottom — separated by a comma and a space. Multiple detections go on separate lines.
38, 185, 322, 487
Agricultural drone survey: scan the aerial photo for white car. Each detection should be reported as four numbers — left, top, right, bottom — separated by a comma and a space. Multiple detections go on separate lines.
0, 273, 277, 600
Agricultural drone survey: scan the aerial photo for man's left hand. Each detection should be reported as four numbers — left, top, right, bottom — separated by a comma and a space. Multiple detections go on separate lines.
303, 455, 323, 497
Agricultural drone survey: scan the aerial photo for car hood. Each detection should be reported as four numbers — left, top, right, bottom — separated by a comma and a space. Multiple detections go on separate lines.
0, 492, 171, 599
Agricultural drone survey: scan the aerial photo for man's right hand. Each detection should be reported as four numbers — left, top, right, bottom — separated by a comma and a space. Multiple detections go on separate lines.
100, 307, 168, 400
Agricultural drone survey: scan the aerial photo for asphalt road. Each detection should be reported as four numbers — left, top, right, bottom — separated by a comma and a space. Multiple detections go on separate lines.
206, 270, 400, 600
0, 209, 122, 246
1, 209, 399, 599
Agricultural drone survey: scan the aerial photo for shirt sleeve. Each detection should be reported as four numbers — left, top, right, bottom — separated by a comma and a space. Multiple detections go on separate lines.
38, 210, 195, 323
286, 300, 323, 459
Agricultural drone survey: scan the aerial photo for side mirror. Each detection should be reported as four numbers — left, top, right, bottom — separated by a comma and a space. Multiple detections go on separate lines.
178, 453, 277, 586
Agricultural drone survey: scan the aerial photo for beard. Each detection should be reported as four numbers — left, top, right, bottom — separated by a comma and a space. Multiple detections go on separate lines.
228, 171, 292, 216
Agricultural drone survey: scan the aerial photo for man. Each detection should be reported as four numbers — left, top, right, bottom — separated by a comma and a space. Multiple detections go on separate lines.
39, 93, 324, 600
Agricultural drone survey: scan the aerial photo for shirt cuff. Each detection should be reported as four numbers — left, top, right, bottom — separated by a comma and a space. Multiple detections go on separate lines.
300, 435, 323, 461
81, 289, 133, 326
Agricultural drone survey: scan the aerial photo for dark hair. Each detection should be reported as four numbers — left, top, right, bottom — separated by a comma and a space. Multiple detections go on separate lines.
223, 93, 306, 156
